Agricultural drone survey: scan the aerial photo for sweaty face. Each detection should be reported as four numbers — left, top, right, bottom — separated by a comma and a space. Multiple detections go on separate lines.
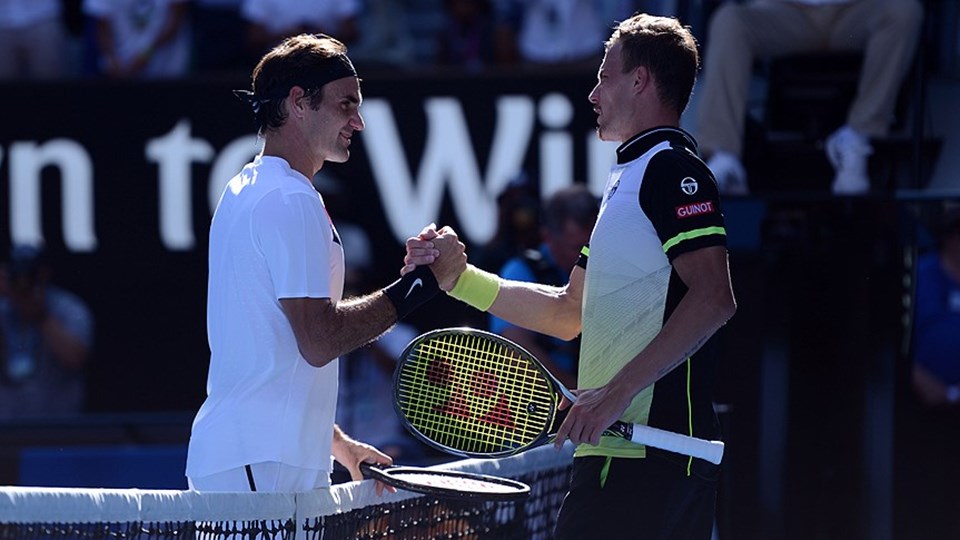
307, 76, 364, 164
587, 43, 635, 143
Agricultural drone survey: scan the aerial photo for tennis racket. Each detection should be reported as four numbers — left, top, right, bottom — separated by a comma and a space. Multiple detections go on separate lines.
393, 327, 724, 465
359, 462, 530, 501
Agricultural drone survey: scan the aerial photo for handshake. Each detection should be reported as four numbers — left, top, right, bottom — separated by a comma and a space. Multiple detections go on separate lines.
400, 223, 467, 291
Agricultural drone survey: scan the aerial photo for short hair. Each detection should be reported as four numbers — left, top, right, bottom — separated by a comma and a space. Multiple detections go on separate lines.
543, 185, 599, 235
606, 13, 699, 115
250, 34, 352, 133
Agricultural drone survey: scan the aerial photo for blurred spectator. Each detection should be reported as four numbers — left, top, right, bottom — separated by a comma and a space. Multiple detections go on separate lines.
697, 0, 923, 195
83, 0, 191, 79
241, 0, 359, 62
911, 203, 960, 409
436, 0, 496, 70
192, 0, 249, 74
492, 0, 634, 67
489, 184, 598, 388
336, 322, 423, 463
471, 174, 542, 274
0, 0, 67, 80
0, 245, 94, 419
349, 0, 415, 68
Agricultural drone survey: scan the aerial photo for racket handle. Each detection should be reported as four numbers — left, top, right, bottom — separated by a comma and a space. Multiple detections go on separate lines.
611, 422, 725, 465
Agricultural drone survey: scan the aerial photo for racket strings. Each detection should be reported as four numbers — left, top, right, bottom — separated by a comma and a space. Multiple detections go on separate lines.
396, 333, 554, 454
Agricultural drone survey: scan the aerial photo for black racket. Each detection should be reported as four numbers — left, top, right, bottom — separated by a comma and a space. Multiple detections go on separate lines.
359, 462, 530, 501
393, 327, 724, 464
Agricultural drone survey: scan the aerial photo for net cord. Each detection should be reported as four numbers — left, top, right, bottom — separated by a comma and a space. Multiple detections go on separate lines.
0, 443, 575, 540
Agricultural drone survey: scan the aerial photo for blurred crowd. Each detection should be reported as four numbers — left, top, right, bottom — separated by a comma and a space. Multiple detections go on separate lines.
0, 0, 673, 80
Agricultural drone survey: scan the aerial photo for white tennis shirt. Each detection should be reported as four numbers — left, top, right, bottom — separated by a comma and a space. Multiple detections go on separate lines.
187, 156, 344, 479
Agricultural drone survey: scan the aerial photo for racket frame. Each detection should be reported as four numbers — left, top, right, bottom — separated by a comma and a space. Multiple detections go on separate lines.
394, 327, 725, 465
359, 462, 531, 501
393, 327, 562, 458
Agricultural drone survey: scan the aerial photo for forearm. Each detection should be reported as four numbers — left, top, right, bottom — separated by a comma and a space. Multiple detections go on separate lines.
299, 293, 397, 367
448, 264, 583, 340
609, 287, 735, 400
284, 267, 440, 367
487, 279, 582, 340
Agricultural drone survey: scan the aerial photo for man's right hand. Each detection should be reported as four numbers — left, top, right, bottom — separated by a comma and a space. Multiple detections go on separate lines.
427, 227, 466, 291
401, 223, 441, 275
401, 224, 466, 291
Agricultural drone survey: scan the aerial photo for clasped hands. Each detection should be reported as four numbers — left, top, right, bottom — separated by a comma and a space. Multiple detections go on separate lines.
401, 223, 466, 290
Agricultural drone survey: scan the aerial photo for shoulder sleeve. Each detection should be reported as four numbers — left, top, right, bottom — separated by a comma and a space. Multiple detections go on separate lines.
253, 190, 333, 300
638, 149, 727, 261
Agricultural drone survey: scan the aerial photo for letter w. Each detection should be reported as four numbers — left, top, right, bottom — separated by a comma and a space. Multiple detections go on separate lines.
361, 97, 534, 244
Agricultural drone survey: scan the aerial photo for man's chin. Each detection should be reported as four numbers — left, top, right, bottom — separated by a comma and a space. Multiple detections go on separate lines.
596, 128, 614, 142
326, 151, 350, 164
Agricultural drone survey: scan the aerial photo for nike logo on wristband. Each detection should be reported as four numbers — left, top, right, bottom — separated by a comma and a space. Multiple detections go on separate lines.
405, 278, 423, 299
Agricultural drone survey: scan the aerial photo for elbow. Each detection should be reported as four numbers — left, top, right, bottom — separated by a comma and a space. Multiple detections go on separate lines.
719, 293, 737, 324
299, 344, 338, 368
552, 314, 582, 341
555, 324, 582, 342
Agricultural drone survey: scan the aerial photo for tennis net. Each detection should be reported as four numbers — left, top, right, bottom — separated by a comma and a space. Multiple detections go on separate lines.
0, 443, 573, 539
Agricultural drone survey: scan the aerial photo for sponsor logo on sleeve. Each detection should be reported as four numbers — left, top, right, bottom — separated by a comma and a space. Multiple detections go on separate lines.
676, 201, 715, 219
680, 177, 699, 195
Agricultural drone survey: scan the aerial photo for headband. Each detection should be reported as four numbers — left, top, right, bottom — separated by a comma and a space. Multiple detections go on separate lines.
233, 54, 357, 114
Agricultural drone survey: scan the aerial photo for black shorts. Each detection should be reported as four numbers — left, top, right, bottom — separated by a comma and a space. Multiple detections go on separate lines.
554, 450, 720, 540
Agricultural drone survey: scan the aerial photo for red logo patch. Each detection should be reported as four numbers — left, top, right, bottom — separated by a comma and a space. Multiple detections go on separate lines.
676, 201, 715, 219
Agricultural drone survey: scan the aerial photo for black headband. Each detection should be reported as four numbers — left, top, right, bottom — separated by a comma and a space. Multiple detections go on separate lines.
233, 54, 357, 114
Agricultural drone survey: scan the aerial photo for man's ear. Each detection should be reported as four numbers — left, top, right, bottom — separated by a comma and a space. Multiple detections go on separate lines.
633, 65, 650, 95
287, 86, 307, 119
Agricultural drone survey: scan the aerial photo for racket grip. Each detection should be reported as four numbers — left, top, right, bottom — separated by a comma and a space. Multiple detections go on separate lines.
616, 422, 725, 465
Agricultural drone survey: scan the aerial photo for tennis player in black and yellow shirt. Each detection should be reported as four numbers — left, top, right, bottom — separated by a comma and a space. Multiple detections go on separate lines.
405, 13, 736, 540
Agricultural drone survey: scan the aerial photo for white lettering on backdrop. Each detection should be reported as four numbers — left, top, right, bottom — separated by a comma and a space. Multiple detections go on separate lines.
2, 94, 615, 251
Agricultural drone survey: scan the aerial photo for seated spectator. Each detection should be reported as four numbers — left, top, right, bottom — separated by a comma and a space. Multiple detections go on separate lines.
0, 245, 94, 419
436, 0, 496, 71
912, 203, 960, 409
83, 0, 191, 79
192, 0, 249, 74
241, 0, 359, 62
0, 0, 67, 79
489, 184, 598, 388
348, 0, 415, 69
696, 0, 923, 195
492, 0, 634, 68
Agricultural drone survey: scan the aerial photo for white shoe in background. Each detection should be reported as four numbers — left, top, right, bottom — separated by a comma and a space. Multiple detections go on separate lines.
826, 126, 873, 195
706, 151, 749, 195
